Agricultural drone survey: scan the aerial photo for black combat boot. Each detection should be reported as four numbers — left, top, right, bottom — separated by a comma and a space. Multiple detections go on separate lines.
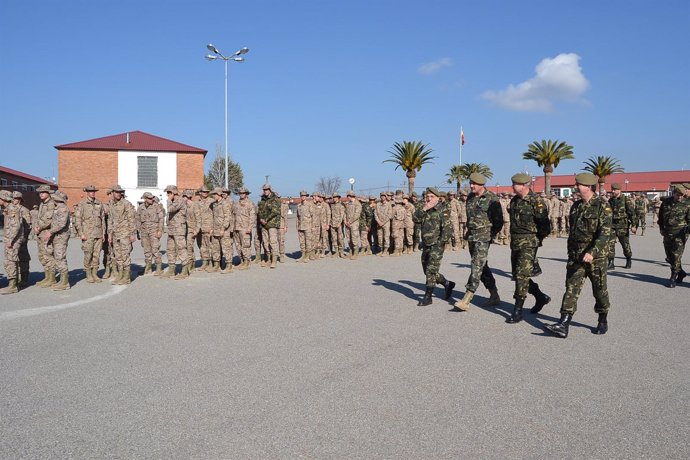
592, 313, 608, 335
544, 313, 573, 338
676, 269, 687, 285
417, 287, 434, 306
607, 258, 615, 270
528, 280, 551, 313
669, 271, 678, 288
506, 298, 525, 324
442, 280, 456, 300
624, 257, 632, 269
532, 258, 543, 277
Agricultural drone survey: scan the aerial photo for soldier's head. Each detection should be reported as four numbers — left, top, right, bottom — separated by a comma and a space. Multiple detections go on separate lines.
238, 186, 250, 200
574, 173, 597, 199
198, 185, 210, 198
346, 190, 356, 202
468, 173, 487, 195
299, 190, 309, 202
36, 184, 52, 201
510, 173, 531, 198
673, 185, 685, 201
111, 185, 125, 201
221, 187, 230, 199
210, 188, 223, 202
424, 187, 440, 207
141, 191, 154, 205
369, 196, 377, 206
683, 183, 690, 197
0, 190, 12, 207
182, 190, 194, 201
83, 184, 98, 199
165, 185, 179, 201
262, 183, 273, 197
611, 183, 622, 197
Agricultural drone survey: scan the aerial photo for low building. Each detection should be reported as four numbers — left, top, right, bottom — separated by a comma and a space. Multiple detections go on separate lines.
55, 130, 207, 207
0, 165, 57, 209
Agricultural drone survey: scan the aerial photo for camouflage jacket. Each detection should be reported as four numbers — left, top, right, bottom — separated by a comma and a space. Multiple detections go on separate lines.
330, 202, 345, 226
412, 200, 424, 224
635, 198, 648, 214
198, 197, 214, 232
75, 198, 106, 238
211, 198, 232, 233
391, 204, 406, 229
567, 196, 612, 260
51, 202, 71, 234
465, 190, 503, 242
17, 205, 30, 241
658, 197, 690, 238
296, 201, 313, 230
166, 199, 187, 236
404, 202, 414, 226
186, 199, 201, 235
359, 203, 373, 231
136, 202, 164, 234
509, 191, 550, 248
108, 199, 136, 239
3, 203, 24, 244
280, 201, 289, 228
608, 194, 635, 229
416, 202, 451, 247
234, 198, 256, 233
258, 192, 282, 228
457, 199, 467, 223
36, 197, 55, 232
374, 201, 392, 225
344, 200, 362, 227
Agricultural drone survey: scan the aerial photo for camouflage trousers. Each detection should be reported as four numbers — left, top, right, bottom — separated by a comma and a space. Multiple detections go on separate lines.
451, 219, 460, 247
279, 227, 287, 256
197, 232, 212, 260
298, 228, 313, 255
102, 239, 111, 269
330, 225, 344, 251
310, 225, 322, 251
561, 256, 610, 315
421, 244, 447, 288
458, 222, 467, 248
413, 223, 421, 248
140, 232, 161, 264
608, 227, 632, 259
186, 233, 196, 265
82, 237, 103, 269
37, 230, 56, 271
167, 234, 187, 265
498, 221, 510, 243
511, 246, 538, 299
392, 225, 404, 250
111, 236, 132, 270
663, 233, 686, 272
344, 225, 360, 251
559, 216, 567, 234
466, 240, 497, 293
550, 217, 560, 236
234, 230, 253, 261
211, 234, 229, 262
360, 228, 370, 250
4, 246, 18, 279
260, 226, 279, 255
404, 224, 414, 248
52, 232, 69, 273
253, 228, 262, 257
377, 223, 391, 250
635, 212, 646, 229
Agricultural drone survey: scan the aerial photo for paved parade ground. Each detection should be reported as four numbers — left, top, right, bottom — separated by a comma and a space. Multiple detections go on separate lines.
1, 218, 688, 458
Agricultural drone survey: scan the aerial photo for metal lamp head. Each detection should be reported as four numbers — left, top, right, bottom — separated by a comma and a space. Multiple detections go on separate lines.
232, 57, 244, 62
205, 54, 218, 61
207, 43, 219, 54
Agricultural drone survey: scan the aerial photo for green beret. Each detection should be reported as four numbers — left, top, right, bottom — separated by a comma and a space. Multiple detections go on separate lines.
425, 187, 441, 197
510, 173, 530, 185
682, 182, 690, 189
468, 173, 487, 185
575, 173, 598, 186
611, 183, 621, 190
674, 185, 686, 194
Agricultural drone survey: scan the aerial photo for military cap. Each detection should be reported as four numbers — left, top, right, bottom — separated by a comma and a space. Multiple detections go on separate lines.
346, 190, 356, 197
164, 185, 179, 194
574, 173, 598, 186
674, 184, 686, 194
511, 173, 531, 185
448, 190, 456, 195
299, 190, 309, 196
262, 183, 272, 191
325, 194, 332, 200
141, 192, 154, 199
410, 191, 418, 198
12, 191, 23, 199
182, 190, 194, 198
332, 191, 341, 197
111, 184, 125, 193
0, 190, 13, 201
83, 184, 98, 192
210, 187, 223, 196
36, 184, 52, 193
52, 191, 68, 202
380, 191, 386, 196
395, 189, 404, 195
425, 187, 441, 197
611, 183, 621, 190
439, 192, 447, 198
312, 191, 321, 198
386, 191, 394, 197
369, 195, 377, 201
358, 195, 368, 202
221, 187, 230, 194
468, 173, 487, 185
238, 186, 250, 194
393, 196, 403, 204
198, 185, 210, 193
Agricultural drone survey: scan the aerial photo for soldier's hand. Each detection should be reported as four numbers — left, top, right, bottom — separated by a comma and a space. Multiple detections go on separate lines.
631, 227, 637, 234
582, 253, 594, 264
130, 235, 136, 243
81, 234, 87, 241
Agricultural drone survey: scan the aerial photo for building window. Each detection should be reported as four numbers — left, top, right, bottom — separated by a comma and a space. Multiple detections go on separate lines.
22, 184, 27, 191
12, 181, 18, 189
137, 156, 158, 188
0, 178, 6, 186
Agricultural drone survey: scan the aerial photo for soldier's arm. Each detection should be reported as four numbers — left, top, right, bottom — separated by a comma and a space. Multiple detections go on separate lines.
534, 198, 551, 240
50, 207, 69, 233
589, 203, 613, 259
488, 200, 504, 237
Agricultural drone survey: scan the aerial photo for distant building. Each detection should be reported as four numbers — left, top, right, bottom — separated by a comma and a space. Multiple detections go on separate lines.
0, 165, 57, 209
487, 170, 690, 197
55, 130, 207, 206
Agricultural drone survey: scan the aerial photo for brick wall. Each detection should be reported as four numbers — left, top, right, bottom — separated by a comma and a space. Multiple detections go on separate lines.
58, 149, 118, 204
176, 153, 205, 190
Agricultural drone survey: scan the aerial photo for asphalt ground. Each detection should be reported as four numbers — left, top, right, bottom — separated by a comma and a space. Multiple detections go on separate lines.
1, 217, 688, 458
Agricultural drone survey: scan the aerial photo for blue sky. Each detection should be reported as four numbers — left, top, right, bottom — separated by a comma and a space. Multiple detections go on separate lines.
1, 0, 688, 196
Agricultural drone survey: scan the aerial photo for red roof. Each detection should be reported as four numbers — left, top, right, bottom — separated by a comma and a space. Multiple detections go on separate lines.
54, 130, 207, 154
0, 165, 56, 185
528, 170, 690, 193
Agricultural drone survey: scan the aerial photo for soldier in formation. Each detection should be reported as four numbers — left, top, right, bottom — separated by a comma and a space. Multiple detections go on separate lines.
658, 185, 689, 287
135, 191, 164, 276
0, 190, 24, 294
258, 183, 281, 268
184, 189, 201, 274
607, 183, 634, 270
344, 190, 362, 259
75, 185, 106, 282
108, 185, 136, 284
48, 191, 72, 290
234, 187, 255, 269
34, 184, 57, 287
12, 191, 31, 287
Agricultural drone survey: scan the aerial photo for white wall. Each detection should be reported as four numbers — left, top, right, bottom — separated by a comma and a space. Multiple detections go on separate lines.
118, 150, 176, 208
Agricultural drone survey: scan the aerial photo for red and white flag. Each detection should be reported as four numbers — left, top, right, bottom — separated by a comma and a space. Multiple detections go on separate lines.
460, 127, 465, 146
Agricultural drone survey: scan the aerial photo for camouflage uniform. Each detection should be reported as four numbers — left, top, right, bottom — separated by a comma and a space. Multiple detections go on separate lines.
549, 195, 561, 237
197, 188, 214, 270
391, 198, 406, 256
220, 191, 235, 271
447, 192, 460, 249
108, 186, 137, 284
411, 194, 422, 251
344, 191, 362, 258
184, 191, 201, 271
634, 195, 648, 234
562, 197, 573, 234
309, 196, 324, 259
318, 197, 331, 257
651, 197, 662, 228
279, 198, 289, 261
136, 194, 164, 270
375, 194, 392, 255
457, 193, 468, 249
75, 187, 106, 281
50, 191, 72, 289
101, 192, 113, 278
210, 189, 231, 270
296, 191, 314, 261
234, 188, 256, 268
403, 198, 415, 253
12, 192, 31, 287
359, 197, 375, 255
257, 185, 282, 266
658, 188, 690, 286
0, 191, 23, 294
165, 188, 188, 277
464, 190, 503, 294
35, 188, 57, 283
329, 193, 345, 257
607, 188, 634, 267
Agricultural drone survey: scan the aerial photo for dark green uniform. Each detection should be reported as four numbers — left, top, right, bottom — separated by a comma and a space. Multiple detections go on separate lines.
561, 196, 613, 315
509, 191, 551, 300
465, 190, 503, 293
412, 199, 424, 249
634, 196, 648, 231
658, 195, 689, 282
608, 193, 634, 260
416, 202, 452, 289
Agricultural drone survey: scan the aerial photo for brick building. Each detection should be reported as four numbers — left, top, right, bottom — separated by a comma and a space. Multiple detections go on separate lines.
0, 165, 57, 209
55, 131, 207, 207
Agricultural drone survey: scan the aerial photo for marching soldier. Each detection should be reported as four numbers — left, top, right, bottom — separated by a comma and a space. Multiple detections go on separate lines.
108, 185, 137, 285
607, 183, 635, 269
505, 173, 551, 324
75, 185, 106, 282
454, 173, 504, 311
544, 173, 613, 338
634, 193, 649, 235
415, 187, 455, 306
659, 185, 690, 287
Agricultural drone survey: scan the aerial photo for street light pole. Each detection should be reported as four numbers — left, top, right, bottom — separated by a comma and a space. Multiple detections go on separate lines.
206, 44, 249, 190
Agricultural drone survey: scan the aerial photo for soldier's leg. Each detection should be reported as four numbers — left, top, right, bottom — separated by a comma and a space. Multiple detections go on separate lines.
452, 221, 460, 249
186, 234, 195, 267
210, 236, 221, 265
513, 247, 535, 300
3, 247, 19, 291
200, 232, 211, 262
167, 235, 178, 266
351, 228, 360, 255
141, 233, 153, 265
268, 227, 279, 258
279, 227, 286, 259
560, 260, 587, 316
298, 230, 306, 258
465, 241, 483, 293
588, 258, 611, 315
242, 232, 253, 263
18, 242, 30, 285
174, 235, 187, 267
383, 225, 391, 253
220, 234, 233, 270
620, 231, 632, 259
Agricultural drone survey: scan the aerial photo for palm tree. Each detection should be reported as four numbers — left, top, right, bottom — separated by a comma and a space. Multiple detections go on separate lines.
522, 139, 575, 195
583, 155, 625, 193
383, 141, 435, 195
446, 163, 493, 192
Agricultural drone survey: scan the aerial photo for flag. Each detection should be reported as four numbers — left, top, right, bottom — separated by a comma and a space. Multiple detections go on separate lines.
460, 127, 465, 146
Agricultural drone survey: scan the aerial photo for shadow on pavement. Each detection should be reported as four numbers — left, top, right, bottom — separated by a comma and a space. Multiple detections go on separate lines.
373, 278, 419, 301
607, 270, 682, 287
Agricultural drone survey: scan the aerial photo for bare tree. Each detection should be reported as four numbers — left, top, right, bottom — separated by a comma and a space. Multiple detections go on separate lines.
205, 145, 244, 194
315, 176, 342, 196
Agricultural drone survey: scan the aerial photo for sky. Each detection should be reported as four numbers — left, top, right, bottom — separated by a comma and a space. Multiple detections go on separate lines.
1, 0, 689, 197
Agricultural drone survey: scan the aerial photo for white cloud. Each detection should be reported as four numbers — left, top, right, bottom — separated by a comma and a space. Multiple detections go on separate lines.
482, 53, 590, 112
417, 57, 452, 75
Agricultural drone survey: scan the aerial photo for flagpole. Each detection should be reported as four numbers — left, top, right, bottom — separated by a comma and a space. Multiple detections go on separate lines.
460, 125, 463, 167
